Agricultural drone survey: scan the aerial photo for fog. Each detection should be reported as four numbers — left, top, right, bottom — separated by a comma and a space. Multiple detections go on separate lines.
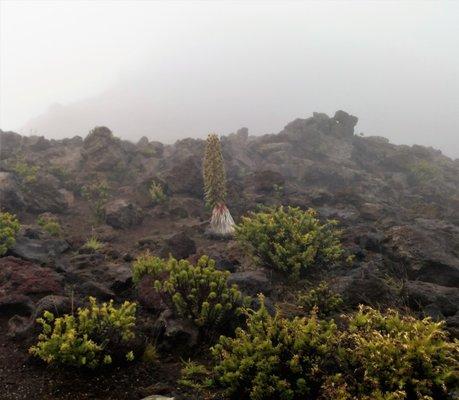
1, 1, 458, 158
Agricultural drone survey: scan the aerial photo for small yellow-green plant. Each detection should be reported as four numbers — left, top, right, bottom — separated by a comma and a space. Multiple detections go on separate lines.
131, 251, 167, 285
0, 211, 20, 256
149, 181, 167, 205
83, 236, 104, 252
179, 360, 213, 392
81, 181, 109, 222
29, 297, 137, 368
142, 343, 158, 364
37, 215, 61, 237
296, 282, 343, 317
236, 206, 343, 278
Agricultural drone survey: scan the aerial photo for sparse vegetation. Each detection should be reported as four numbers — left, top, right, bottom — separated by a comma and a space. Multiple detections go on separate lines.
409, 160, 441, 185
0, 211, 20, 256
12, 160, 39, 184
29, 297, 137, 368
149, 181, 167, 205
203, 133, 235, 238
37, 214, 61, 237
236, 206, 343, 278
81, 180, 110, 222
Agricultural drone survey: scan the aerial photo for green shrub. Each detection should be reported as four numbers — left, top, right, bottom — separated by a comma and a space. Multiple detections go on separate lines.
341, 306, 459, 400
29, 297, 137, 368
149, 181, 167, 205
132, 254, 248, 337
236, 206, 343, 278
81, 181, 109, 222
131, 251, 167, 284
296, 282, 343, 317
83, 236, 104, 252
156, 256, 248, 337
212, 295, 340, 399
207, 298, 459, 400
409, 161, 441, 185
0, 211, 20, 256
12, 160, 39, 183
37, 215, 61, 237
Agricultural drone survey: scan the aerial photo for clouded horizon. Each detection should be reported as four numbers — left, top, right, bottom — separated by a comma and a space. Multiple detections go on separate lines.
1, 1, 458, 158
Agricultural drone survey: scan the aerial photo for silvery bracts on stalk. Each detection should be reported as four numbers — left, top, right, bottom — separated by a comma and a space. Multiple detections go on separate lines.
202, 133, 235, 238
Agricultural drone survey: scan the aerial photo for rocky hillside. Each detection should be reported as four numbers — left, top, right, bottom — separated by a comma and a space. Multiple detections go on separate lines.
0, 110, 458, 399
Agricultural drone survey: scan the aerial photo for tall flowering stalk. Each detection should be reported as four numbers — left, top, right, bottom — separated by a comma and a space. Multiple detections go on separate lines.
203, 134, 235, 238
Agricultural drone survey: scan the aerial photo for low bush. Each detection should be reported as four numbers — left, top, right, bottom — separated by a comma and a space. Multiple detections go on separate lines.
132, 254, 248, 337
212, 296, 340, 399
296, 282, 343, 317
12, 160, 39, 183
81, 180, 109, 222
0, 211, 20, 256
29, 297, 137, 368
236, 206, 343, 278
149, 181, 167, 205
131, 251, 167, 284
37, 214, 61, 237
409, 161, 441, 185
204, 297, 459, 400
341, 306, 459, 400
156, 256, 249, 337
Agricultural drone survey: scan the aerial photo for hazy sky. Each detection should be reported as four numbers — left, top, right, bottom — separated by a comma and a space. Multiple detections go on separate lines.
1, 1, 458, 158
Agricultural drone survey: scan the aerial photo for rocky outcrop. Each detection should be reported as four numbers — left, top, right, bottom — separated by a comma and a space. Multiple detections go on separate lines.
0, 257, 63, 315
10, 230, 69, 265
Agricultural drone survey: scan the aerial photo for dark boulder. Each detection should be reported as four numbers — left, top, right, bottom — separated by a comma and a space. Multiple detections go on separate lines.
163, 156, 203, 197
0, 257, 63, 310
159, 232, 196, 260
154, 309, 198, 351
10, 233, 69, 265
105, 199, 144, 229
227, 269, 272, 296
0, 172, 25, 212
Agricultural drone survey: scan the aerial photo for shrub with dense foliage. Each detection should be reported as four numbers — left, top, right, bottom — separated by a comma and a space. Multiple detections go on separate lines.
158, 256, 247, 336
296, 282, 344, 317
132, 254, 248, 336
37, 214, 61, 237
0, 211, 20, 256
236, 206, 343, 278
204, 297, 459, 400
29, 297, 137, 368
